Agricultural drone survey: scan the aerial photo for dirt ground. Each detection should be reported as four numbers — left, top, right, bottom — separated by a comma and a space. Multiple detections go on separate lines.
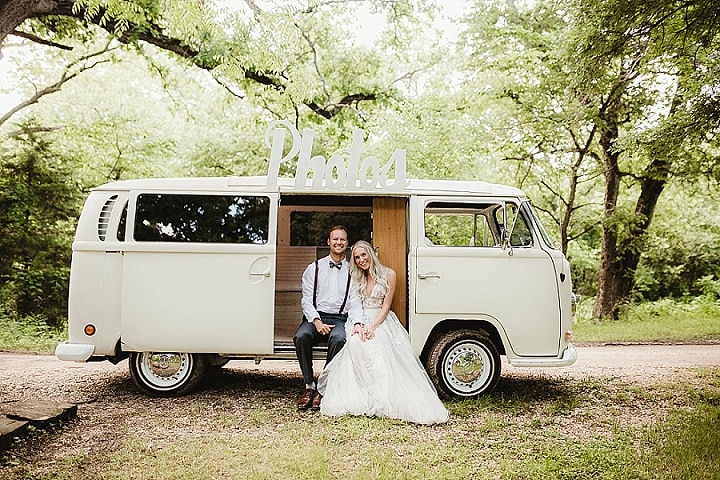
3, 343, 719, 403
1, 343, 719, 404
0, 343, 719, 477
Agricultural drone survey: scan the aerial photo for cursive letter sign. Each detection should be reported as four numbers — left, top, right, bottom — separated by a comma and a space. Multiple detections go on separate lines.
264, 120, 407, 191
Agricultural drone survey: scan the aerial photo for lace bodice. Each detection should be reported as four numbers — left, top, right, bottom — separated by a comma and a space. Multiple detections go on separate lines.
361, 282, 385, 309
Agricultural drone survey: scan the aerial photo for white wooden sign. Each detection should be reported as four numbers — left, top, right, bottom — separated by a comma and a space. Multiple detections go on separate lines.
265, 120, 407, 191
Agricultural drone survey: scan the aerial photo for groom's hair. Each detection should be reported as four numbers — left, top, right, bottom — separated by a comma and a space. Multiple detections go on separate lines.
327, 224, 349, 240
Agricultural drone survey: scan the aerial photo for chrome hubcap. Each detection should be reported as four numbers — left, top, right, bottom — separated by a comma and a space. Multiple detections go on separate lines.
148, 353, 182, 378
450, 349, 484, 384
444, 342, 491, 394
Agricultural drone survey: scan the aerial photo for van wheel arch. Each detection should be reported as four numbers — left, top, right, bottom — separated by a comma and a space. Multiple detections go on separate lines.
129, 352, 206, 397
425, 328, 501, 399
421, 320, 506, 361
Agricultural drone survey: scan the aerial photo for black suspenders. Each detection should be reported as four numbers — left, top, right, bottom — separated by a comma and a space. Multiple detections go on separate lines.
338, 268, 352, 314
313, 260, 351, 315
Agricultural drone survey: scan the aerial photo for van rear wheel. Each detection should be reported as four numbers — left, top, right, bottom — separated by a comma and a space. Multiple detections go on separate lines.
426, 329, 501, 399
129, 352, 206, 397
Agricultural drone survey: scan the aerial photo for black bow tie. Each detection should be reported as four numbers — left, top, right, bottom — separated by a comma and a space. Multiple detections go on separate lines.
329, 260, 343, 269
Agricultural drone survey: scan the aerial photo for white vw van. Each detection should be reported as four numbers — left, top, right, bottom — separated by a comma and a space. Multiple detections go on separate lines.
57, 121, 576, 397
56, 175, 577, 398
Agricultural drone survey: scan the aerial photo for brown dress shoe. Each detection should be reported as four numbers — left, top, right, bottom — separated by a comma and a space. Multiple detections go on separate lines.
297, 389, 316, 410
311, 393, 322, 410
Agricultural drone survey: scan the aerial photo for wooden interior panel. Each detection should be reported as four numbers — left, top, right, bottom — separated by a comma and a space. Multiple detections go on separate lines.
371, 197, 408, 327
274, 246, 317, 340
275, 246, 316, 291
274, 291, 302, 342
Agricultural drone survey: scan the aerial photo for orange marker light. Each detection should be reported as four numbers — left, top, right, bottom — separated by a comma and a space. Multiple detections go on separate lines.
84, 324, 96, 336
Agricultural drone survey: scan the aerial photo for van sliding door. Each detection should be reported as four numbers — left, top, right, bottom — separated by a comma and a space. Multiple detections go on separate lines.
120, 192, 278, 354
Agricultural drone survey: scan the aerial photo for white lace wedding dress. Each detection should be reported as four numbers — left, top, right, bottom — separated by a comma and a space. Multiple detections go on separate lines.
317, 283, 449, 425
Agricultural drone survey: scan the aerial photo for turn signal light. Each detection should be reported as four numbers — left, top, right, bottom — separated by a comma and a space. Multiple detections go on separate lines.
84, 324, 96, 336
564, 330, 574, 343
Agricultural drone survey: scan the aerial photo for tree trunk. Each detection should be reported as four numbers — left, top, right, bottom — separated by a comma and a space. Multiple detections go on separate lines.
592, 103, 624, 319
618, 157, 671, 296
593, 76, 681, 319
0, 0, 56, 55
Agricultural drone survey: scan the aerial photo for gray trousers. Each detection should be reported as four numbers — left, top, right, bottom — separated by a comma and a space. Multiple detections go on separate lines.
293, 313, 347, 386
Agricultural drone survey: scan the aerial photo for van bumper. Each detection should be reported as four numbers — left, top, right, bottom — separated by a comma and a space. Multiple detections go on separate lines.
55, 342, 95, 362
508, 343, 578, 368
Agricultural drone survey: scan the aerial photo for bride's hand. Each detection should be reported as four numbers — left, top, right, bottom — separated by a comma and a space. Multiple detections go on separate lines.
352, 324, 367, 341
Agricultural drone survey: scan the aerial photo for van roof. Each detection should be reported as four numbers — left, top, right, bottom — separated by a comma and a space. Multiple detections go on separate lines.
93, 176, 527, 198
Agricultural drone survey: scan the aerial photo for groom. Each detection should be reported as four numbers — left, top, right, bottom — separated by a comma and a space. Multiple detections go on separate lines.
293, 225, 363, 410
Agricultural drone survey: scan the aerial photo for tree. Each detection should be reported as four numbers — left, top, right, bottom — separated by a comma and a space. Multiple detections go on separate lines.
1, 1, 446, 181
458, 0, 604, 256
460, 0, 720, 318
0, 0, 431, 124
0, 121, 80, 325
569, 0, 720, 318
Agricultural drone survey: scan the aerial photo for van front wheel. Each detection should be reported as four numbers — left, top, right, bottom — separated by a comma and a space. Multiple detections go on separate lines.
426, 329, 501, 399
129, 352, 206, 397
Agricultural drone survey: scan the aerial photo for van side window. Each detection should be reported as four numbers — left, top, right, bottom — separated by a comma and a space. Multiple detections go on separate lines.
134, 194, 270, 244
424, 202, 501, 247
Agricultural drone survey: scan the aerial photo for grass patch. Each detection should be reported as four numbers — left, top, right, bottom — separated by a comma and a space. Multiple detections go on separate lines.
498, 437, 643, 480
573, 297, 720, 344
643, 393, 720, 480
3, 367, 720, 480
39, 419, 470, 480
0, 315, 66, 353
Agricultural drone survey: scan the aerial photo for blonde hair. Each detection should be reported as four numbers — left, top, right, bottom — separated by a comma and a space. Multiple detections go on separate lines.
350, 240, 388, 297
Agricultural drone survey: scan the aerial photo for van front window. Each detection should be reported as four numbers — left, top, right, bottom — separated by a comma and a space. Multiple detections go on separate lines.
424, 202, 501, 247
134, 194, 270, 244
523, 202, 557, 249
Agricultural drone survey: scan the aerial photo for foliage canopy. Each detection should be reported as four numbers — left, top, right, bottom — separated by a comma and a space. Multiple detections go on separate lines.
0, 0, 719, 323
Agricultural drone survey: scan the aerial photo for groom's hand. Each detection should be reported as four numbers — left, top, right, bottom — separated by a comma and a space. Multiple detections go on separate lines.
312, 318, 335, 335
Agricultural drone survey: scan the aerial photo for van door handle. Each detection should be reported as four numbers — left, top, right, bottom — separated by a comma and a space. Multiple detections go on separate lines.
418, 273, 441, 279
250, 271, 271, 277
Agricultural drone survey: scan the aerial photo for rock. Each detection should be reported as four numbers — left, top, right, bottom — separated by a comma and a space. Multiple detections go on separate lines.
0, 417, 28, 452
0, 400, 77, 452
6, 400, 77, 426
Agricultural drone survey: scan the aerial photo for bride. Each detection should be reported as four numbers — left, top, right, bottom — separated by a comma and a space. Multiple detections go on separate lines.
317, 240, 449, 425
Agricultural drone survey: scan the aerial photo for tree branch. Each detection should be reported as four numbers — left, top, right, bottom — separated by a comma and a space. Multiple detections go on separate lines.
39, 0, 378, 120
10, 29, 73, 50
0, 41, 116, 127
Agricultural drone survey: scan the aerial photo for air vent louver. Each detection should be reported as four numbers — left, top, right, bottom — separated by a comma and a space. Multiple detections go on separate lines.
97, 195, 118, 241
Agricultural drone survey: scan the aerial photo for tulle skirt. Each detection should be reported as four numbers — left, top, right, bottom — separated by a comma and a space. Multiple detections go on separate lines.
317, 309, 449, 425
